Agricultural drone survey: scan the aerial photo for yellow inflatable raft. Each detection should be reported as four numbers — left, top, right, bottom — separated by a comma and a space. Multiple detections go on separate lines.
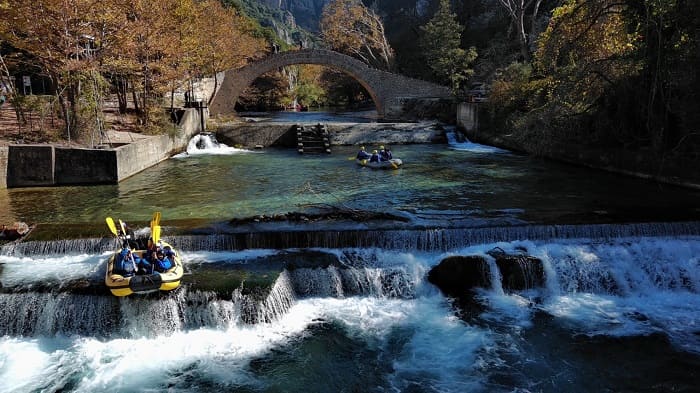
104, 241, 184, 297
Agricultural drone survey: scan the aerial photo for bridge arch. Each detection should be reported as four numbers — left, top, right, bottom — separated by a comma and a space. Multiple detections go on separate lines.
209, 49, 451, 119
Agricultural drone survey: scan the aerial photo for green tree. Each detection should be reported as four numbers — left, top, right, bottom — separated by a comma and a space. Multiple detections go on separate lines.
419, 0, 477, 93
292, 65, 326, 108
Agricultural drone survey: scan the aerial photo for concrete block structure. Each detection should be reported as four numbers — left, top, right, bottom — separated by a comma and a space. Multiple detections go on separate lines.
1, 108, 204, 188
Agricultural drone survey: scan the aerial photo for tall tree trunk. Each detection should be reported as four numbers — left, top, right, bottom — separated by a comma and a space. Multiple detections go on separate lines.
117, 77, 128, 114
131, 80, 140, 114
0, 52, 25, 127
498, 0, 543, 62
208, 71, 219, 106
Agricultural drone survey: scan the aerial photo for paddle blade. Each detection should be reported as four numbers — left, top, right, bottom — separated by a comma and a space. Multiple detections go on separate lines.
118, 219, 127, 236
152, 225, 161, 243
105, 217, 118, 236
153, 211, 161, 227
347, 156, 356, 160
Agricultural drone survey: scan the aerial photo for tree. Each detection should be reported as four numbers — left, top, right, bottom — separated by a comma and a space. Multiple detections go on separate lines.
194, 0, 264, 105
496, 0, 544, 61
534, 0, 639, 117
0, 0, 116, 141
292, 65, 326, 107
320, 0, 394, 70
420, 0, 478, 93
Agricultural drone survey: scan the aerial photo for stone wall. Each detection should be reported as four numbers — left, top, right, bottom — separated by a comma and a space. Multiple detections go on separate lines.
459, 102, 700, 190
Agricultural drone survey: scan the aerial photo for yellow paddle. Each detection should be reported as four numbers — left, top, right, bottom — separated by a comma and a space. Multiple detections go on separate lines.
105, 217, 118, 237
150, 211, 162, 245
152, 225, 161, 244
118, 219, 127, 236
106, 217, 128, 248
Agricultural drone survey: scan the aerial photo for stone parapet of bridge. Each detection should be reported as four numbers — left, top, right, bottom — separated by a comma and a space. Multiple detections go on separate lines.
209, 49, 453, 120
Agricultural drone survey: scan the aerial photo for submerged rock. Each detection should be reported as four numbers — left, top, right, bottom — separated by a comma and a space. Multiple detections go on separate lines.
229, 209, 410, 225
429, 251, 546, 319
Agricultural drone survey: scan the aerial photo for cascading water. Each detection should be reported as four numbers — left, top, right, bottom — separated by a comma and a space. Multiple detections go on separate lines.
176, 132, 251, 156
445, 126, 509, 153
1, 230, 698, 392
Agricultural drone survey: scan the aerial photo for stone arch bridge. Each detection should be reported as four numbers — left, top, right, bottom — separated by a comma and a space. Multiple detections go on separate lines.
209, 49, 452, 120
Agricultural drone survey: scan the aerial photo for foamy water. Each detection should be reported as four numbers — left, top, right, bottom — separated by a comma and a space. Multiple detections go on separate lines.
173, 134, 256, 157
1, 236, 699, 392
446, 129, 510, 153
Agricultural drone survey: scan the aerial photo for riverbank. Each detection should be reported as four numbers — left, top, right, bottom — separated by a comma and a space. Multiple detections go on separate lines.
457, 103, 700, 191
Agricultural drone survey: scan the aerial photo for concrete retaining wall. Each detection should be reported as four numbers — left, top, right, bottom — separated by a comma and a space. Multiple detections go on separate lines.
0, 146, 7, 189
216, 121, 446, 148
456, 102, 479, 131
1, 108, 204, 188
55, 148, 117, 185
6, 145, 55, 187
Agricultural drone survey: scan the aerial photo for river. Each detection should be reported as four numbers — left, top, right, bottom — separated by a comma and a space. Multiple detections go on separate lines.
1, 111, 699, 392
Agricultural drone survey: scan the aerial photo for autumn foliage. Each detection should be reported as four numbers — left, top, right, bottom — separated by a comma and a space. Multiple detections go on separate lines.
0, 0, 265, 142
320, 0, 394, 71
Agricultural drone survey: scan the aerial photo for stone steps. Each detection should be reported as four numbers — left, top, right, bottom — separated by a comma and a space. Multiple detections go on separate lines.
295, 123, 331, 154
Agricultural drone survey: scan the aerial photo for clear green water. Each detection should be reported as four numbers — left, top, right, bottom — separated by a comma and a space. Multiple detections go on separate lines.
1, 143, 699, 229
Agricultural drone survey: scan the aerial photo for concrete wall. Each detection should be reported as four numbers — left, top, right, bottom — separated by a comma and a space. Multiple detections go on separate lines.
55, 148, 117, 185
0, 146, 7, 189
456, 102, 478, 131
217, 121, 446, 148
171, 72, 225, 107
6, 145, 55, 187
1, 108, 204, 188
113, 108, 204, 182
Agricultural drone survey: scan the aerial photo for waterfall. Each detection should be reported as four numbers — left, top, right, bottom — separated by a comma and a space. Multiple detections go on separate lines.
538, 238, 700, 297
288, 266, 416, 299
0, 292, 119, 337
245, 270, 297, 324
1, 237, 116, 256
445, 127, 509, 153
188, 133, 220, 151
176, 132, 249, 156
0, 264, 418, 337
5, 222, 697, 257
167, 222, 700, 253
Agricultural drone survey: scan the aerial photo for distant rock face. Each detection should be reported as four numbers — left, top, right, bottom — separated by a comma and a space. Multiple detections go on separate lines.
256, 0, 327, 32
282, 0, 327, 31
255, 0, 429, 32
